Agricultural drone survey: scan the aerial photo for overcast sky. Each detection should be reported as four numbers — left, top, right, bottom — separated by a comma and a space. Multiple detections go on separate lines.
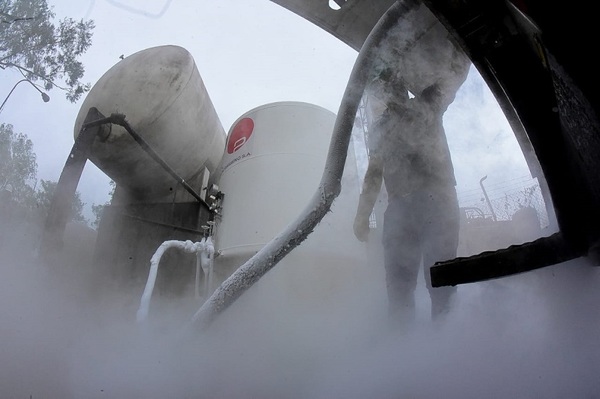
0, 0, 532, 221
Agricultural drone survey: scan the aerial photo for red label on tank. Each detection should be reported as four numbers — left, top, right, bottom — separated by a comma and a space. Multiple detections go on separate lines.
227, 117, 254, 154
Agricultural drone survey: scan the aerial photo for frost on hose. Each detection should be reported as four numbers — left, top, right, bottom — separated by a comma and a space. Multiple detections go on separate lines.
137, 238, 214, 322
190, 1, 408, 331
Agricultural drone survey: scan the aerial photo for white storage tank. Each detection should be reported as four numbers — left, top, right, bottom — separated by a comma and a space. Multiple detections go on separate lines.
213, 102, 370, 304
73, 45, 226, 199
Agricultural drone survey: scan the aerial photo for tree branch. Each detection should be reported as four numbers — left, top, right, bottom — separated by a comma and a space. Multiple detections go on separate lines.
1, 61, 69, 91
0, 12, 41, 25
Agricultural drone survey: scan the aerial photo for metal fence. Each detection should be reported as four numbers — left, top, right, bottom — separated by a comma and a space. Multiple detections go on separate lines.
458, 176, 550, 228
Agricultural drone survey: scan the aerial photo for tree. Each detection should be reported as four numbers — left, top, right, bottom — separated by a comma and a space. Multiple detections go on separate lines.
91, 179, 115, 229
35, 179, 86, 223
0, 123, 37, 204
1, 0, 95, 102
0, 124, 88, 226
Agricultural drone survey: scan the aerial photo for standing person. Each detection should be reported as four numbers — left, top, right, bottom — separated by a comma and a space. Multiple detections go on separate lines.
353, 4, 470, 326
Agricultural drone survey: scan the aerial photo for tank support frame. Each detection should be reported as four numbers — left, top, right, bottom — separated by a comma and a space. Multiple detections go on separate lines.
38, 107, 209, 262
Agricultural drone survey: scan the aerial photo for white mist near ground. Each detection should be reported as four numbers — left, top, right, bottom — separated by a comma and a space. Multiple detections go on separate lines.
1, 218, 599, 398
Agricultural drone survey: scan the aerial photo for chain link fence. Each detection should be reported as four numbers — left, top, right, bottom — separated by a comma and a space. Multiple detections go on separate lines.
458, 176, 550, 228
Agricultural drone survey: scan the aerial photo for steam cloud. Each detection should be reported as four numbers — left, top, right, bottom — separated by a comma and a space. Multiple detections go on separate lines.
1, 212, 599, 398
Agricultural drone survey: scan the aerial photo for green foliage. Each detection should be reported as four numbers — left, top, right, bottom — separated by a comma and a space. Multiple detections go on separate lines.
0, 123, 37, 204
35, 179, 86, 223
1, 0, 95, 102
91, 180, 115, 229
0, 124, 88, 223
90, 202, 103, 229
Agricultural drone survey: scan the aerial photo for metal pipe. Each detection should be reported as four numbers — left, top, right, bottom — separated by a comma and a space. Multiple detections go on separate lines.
112, 114, 205, 204
84, 113, 206, 205
0, 78, 50, 114
190, 0, 410, 330
479, 175, 497, 221
118, 212, 207, 235
137, 239, 212, 322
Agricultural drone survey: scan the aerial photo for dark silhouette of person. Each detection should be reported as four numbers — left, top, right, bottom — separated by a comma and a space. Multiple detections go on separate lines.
353, 2, 470, 326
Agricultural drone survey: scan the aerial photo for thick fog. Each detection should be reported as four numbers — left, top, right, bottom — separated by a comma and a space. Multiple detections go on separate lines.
1, 213, 599, 398
1, 1, 599, 398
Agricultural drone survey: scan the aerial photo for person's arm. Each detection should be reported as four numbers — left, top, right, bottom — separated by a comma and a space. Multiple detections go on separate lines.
354, 154, 383, 242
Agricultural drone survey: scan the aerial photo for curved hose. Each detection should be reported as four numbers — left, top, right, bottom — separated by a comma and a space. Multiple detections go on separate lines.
191, 0, 409, 330
137, 239, 213, 322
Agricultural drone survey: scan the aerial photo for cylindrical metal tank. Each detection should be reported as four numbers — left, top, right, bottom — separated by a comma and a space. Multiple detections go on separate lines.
73, 45, 226, 199
215, 102, 334, 259
212, 102, 370, 304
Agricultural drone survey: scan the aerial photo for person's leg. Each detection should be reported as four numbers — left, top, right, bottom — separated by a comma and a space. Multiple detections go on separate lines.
422, 187, 460, 320
383, 197, 422, 327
